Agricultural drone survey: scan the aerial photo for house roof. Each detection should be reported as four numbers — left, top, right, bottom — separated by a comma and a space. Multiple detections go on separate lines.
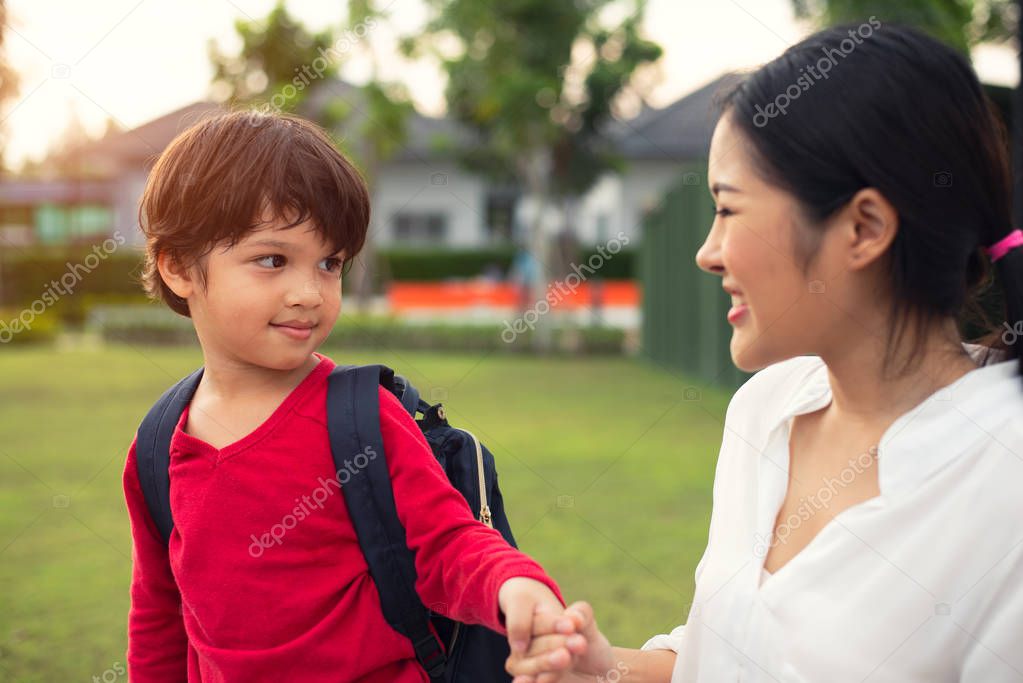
48, 73, 744, 179
608, 72, 743, 162
60, 101, 226, 174
301, 79, 476, 164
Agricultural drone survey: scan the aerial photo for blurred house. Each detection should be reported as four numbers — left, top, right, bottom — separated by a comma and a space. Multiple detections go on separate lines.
302, 79, 520, 248
0, 75, 737, 250
569, 73, 740, 246
0, 101, 222, 248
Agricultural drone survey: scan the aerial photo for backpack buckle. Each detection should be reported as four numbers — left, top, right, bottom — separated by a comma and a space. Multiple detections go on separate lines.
413, 633, 447, 678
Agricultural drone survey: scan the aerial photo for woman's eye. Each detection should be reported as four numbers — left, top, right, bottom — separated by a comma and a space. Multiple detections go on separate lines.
256, 255, 287, 268
319, 257, 343, 273
714, 207, 733, 217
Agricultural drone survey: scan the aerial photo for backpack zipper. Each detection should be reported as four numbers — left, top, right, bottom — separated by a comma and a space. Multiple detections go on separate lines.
444, 430, 490, 659
461, 430, 492, 528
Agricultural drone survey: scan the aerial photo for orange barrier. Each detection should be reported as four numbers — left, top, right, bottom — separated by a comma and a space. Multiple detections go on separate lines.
387, 280, 640, 310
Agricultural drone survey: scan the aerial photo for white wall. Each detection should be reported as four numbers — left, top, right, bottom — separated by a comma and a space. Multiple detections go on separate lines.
571, 160, 687, 246
117, 170, 148, 246
371, 161, 487, 248
617, 161, 686, 241
367, 158, 688, 249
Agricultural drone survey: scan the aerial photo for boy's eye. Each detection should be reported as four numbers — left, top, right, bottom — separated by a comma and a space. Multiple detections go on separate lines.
319, 257, 343, 274
714, 207, 733, 217
255, 255, 287, 268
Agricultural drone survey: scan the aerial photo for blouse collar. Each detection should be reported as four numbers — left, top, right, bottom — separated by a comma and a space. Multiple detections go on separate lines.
766, 344, 1022, 494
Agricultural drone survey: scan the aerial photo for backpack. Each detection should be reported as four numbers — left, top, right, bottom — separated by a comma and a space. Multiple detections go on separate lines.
134, 363, 515, 682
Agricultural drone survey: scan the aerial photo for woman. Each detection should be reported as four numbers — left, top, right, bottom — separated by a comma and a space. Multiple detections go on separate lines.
510, 22, 1023, 682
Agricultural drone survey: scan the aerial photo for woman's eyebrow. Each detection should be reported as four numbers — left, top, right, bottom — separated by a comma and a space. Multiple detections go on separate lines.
711, 182, 741, 197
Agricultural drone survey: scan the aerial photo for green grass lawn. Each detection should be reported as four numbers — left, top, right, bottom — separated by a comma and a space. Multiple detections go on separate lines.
0, 343, 733, 681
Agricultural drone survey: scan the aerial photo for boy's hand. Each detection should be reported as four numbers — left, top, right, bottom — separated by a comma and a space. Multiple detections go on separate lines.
506, 601, 615, 682
498, 577, 576, 659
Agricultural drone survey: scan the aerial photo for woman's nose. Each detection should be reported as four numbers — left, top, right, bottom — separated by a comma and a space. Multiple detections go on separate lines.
696, 228, 725, 276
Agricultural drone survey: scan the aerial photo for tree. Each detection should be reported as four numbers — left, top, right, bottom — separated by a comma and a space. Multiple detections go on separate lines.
409, 0, 661, 348
791, 0, 1023, 265
0, 0, 18, 175
316, 0, 415, 310
791, 0, 1015, 53
208, 2, 338, 110
207, 1, 414, 308
0, 0, 19, 305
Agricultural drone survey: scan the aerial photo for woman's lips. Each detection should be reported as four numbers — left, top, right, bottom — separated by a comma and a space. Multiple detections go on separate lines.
727, 304, 749, 324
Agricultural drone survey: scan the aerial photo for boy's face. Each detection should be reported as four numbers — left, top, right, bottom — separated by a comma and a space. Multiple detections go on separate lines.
177, 212, 345, 372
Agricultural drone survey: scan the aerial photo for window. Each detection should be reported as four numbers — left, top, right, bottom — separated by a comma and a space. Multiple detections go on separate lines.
485, 189, 517, 243
393, 212, 448, 243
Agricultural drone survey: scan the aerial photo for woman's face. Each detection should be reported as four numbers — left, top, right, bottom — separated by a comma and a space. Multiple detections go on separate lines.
697, 112, 845, 372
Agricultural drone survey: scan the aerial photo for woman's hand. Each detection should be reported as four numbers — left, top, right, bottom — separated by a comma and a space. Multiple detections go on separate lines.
506, 601, 615, 683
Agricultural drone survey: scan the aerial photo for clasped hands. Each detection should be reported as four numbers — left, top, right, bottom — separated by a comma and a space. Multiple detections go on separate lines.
505, 600, 614, 683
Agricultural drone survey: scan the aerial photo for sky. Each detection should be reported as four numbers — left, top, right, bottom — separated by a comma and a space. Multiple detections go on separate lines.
2, 0, 1019, 170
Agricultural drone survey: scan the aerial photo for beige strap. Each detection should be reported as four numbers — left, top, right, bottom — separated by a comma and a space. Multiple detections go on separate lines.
460, 430, 492, 528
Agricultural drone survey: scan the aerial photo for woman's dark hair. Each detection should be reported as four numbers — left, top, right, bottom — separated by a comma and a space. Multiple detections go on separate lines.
718, 21, 1023, 380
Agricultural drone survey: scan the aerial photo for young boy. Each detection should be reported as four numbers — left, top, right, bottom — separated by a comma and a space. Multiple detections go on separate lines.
122, 110, 574, 681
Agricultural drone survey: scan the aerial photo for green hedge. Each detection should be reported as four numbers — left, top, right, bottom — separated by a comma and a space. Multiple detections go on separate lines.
0, 246, 636, 317
87, 306, 626, 355
0, 306, 61, 345
380, 247, 517, 281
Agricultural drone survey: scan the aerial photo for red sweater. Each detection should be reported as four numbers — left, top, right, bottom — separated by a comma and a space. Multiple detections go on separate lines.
123, 353, 561, 682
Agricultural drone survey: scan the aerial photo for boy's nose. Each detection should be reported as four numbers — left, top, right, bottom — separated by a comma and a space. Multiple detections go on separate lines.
285, 278, 324, 307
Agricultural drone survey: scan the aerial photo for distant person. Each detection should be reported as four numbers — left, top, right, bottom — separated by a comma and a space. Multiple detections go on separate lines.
509, 23, 1023, 682
509, 239, 541, 312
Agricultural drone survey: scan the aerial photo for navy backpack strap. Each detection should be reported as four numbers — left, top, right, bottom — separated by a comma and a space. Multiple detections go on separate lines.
326, 365, 447, 679
390, 373, 422, 418
135, 368, 204, 545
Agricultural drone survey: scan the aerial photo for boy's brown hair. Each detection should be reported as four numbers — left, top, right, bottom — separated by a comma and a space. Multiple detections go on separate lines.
138, 110, 370, 317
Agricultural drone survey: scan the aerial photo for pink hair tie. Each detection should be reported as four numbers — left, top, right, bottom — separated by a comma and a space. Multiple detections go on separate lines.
986, 229, 1023, 262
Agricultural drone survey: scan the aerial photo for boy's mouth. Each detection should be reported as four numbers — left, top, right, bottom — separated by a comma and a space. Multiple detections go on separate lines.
270, 320, 317, 340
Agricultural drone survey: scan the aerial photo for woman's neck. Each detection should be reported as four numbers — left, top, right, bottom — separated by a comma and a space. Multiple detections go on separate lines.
819, 319, 979, 430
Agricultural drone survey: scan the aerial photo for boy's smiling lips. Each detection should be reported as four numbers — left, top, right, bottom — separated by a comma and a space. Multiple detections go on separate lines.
270, 319, 318, 340
273, 319, 317, 329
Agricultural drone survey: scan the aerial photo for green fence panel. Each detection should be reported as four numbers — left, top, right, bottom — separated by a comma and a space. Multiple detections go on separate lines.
640, 162, 752, 390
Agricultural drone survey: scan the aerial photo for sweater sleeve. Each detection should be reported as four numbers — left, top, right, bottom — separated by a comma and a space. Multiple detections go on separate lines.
122, 436, 188, 681
376, 387, 563, 632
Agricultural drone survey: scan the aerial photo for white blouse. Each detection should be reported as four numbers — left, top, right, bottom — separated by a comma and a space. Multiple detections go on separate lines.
643, 345, 1023, 682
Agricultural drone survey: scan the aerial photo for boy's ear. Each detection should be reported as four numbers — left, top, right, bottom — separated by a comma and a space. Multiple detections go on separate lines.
156, 251, 196, 300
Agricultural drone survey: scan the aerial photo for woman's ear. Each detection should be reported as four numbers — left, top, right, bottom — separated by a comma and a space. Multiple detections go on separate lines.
843, 187, 899, 271
156, 251, 195, 301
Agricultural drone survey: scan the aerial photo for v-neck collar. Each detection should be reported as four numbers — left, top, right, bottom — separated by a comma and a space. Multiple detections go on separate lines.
763, 344, 1021, 495
171, 353, 334, 462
